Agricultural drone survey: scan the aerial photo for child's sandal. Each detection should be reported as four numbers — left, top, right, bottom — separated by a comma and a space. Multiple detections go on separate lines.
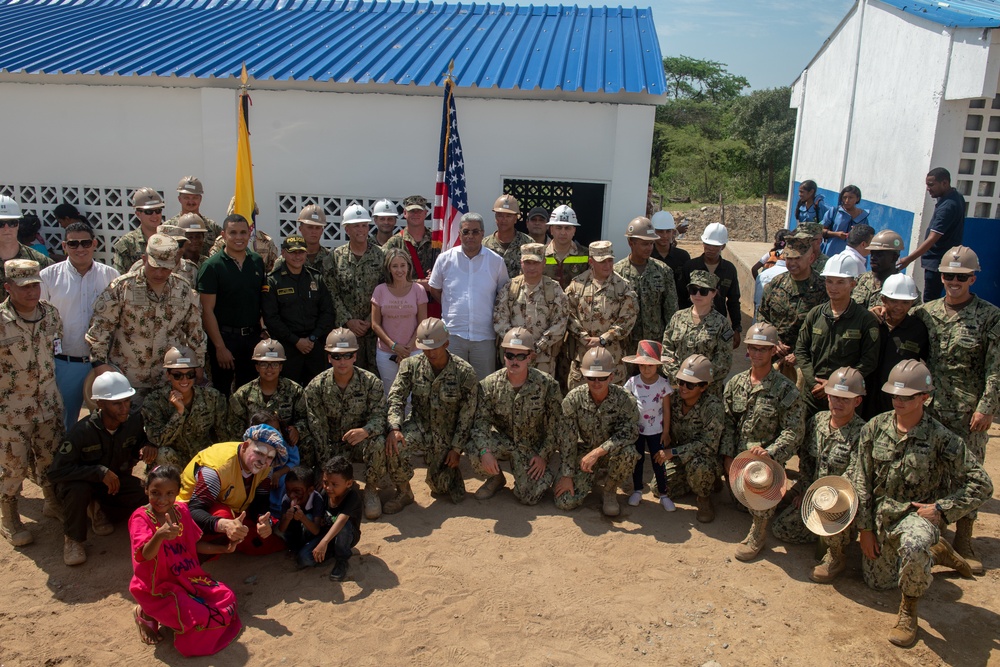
134, 605, 163, 645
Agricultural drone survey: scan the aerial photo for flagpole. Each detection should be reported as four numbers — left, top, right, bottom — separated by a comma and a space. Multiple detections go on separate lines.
234, 63, 256, 239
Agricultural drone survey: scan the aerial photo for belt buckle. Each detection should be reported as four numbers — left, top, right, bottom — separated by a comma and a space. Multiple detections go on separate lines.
242, 326, 254, 336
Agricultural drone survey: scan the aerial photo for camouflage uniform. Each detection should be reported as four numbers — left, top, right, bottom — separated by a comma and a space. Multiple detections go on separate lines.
86, 268, 206, 401
661, 307, 733, 397
484, 230, 534, 279
811, 252, 829, 274
614, 256, 678, 356
852, 412, 993, 594
492, 275, 569, 375
564, 270, 638, 388
554, 384, 640, 510
208, 230, 280, 273
0, 300, 64, 496
663, 392, 724, 499
387, 353, 479, 502
112, 228, 150, 275
228, 377, 311, 461
383, 227, 439, 278
0, 246, 52, 281
305, 367, 407, 486
543, 240, 589, 289
165, 212, 220, 251
128, 256, 199, 287
323, 241, 385, 373
772, 412, 864, 545
758, 271, 828, 349
853, 271, 922, 310
467, 368, 565, 505
141, 384, 229, 467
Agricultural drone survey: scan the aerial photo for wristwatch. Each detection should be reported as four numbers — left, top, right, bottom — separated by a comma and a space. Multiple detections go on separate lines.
598, 336, 607, 346
308, 335, 318, 342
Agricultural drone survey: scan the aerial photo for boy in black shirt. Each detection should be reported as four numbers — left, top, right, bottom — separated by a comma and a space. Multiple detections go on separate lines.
310, 456, 363, 581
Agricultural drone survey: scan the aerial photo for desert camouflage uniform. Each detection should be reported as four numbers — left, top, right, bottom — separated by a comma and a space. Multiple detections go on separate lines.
383, 227, 439, 278
772, 412, 864, 545
112, 228, 150, 275
661, 307, 734, 397
323, 241, 385, 372
554, 384, 640, 510
484, 230, 534, 279
852, 412, 992, 594
208, 230, 280, 273
388, 353, 479, 502
565, 270, 638, 388
543, 240, 589, 289
0, 300, 64, 496
228, 377, 311, 460
141, 384, 229, 467
467, 368, 565, 505
492, 275, 569, 375
85, 268, 206, 402
758, 271, 828, 349
614, 256, 678, 356
663, 392, 724, 498
165, 212, 220, 251
0, 246, 52, 281
853, 271, 922, 310
128, 256, 200, 287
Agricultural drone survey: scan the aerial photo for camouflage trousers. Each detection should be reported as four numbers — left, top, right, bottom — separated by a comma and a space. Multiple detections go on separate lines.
401, 423, 464, 503
663, 453, 719, 499
532, 356, 556, 377
862, 512, 938, 597
554, 445, 640, 511
0, 419, 63, 496
468, 430, 553, 505
355, 333, 378, 376
772, 502, 853, 550
933, 407, 988, 520
326, 435, 413, 487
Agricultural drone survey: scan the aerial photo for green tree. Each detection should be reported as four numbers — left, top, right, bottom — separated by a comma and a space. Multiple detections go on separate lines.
662, 55, 749, 103
728, 87, 796, 194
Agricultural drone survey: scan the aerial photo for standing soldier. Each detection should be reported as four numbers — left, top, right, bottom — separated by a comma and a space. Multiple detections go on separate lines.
525, 206, 549, 245
799, 223, 828, 274
128, 224, 199, 287
370, 199, 399, 247
0, 260, 64, 546
176, 212, 211, 267
853, 229, 918, 308
468, 328, 564, 504
650, 211, 690, 303
680, 223, 741, 346
261, 235, 336, 387
323, 204, 384, 373
564, 241, 638, 388
722, 323, 806, 562
296, 204, 331, 270
383, 195, 440, 314
543, 205, 589, 289
113, 188, 164, 274
492, 243, 569, 376
165, 176, 222, 252
0, 196, 52, 280
864, 274, 927, 419
89, 235, 206, 407
614, 217, 678, 360
554, 347, 640, 517
386, 318, 479, 506
661, 271, 733, 398
853, 360, 991, 647
915, 246, 1000, 574
484, 194, 533, 279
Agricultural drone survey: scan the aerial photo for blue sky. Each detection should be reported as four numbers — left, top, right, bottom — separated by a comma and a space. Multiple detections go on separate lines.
648, 0, 857, 90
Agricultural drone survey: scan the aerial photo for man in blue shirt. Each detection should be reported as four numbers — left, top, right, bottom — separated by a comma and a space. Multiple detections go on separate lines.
898, 167, 965, 301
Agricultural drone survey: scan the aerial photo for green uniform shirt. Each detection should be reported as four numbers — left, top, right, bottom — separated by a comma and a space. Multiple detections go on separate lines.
758, 270, 828, 349
721, 369, 805, 463
614, 256, 678, 350
196, 248, 265, 329
470, 367, 567, 460
560, 384, 639, 477
794, 299, 881, 388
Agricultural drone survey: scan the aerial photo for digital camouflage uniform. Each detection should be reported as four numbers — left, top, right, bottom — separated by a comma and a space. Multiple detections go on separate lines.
614, 256, 678, 358
663, 392, 724, 499
543, 240, 589, 289
387, 353, 479, 502
484, 230, 534, 279
323, 241, 385, 373
0, 246, 52, 281
228, 377, 311, 463
141, 384, 229, 467
661, 307, 733, 397
852, 412, 992, 594
165, 213, 220, 252
128, 256, 199, 288
758, 271, 828, 349
86, 268, 206, 402
772, 412, 864, 545
208, 230, 280, 273
112, 228, 151, 275
811, 252, 829, 274
383, 227, 439, 279
492, 275, 569, 375
554, 384, 640, 510
0, 300, 64, 496
853, 271, 921, 310
564, 270, 638, 388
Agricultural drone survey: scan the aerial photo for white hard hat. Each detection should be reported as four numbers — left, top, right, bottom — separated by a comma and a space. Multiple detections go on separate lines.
821, 253, 863, 279
881, 273, 919, 300
701, 222, 729, 246
371, 199, 398, 218
91, 371, 136, 401
651, 210, 675, 231
0, 195, 22, 220
548, 205, 579, 227
342, 204, 372, 225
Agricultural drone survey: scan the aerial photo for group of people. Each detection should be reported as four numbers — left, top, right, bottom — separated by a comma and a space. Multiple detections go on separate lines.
0, 165, 994, 654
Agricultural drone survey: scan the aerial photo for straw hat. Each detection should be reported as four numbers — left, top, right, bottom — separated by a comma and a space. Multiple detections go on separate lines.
729, 451, 786, 511
801, 476, 858, 537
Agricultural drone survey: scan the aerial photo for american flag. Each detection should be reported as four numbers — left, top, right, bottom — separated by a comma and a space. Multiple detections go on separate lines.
432, 78, 468, 249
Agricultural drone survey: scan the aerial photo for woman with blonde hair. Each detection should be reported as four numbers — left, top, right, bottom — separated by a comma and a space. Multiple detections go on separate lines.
370, 247, 427, 393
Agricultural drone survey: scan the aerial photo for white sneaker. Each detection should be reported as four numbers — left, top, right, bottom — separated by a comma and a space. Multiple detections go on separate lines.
627, 491, 643, 507
660, 496, 676, 512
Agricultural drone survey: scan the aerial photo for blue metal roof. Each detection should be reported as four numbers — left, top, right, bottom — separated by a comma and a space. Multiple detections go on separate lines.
0, 0, 666, 98
879, 0, 1000, 27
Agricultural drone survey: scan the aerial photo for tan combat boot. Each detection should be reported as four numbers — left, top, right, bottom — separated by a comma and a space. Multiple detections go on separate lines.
952, 516, 984, 575
810, 543, 847, 583
601, 479, 620, 517
930, 537, 974, 579
363, 482, 382, 521
888, 594, 919, 647
734, 515, 768, 561
41, 485, 64, 520
0, 495, 33, 547
383, 482, 414, 514
474, 474, 506, 501
88, 500, 114, 536
695, 495, 715, 523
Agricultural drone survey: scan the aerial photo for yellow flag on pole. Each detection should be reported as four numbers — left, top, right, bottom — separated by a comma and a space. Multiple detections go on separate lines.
234, 63, 255, 235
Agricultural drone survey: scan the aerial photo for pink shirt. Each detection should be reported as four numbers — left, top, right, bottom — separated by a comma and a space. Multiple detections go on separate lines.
371, 282, 428, 352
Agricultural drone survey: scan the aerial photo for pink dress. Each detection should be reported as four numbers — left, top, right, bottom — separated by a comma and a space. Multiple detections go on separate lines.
128, 502, 242, 657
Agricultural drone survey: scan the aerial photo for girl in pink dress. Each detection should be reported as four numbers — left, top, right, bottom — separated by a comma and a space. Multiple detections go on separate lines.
128, 465, 242, 656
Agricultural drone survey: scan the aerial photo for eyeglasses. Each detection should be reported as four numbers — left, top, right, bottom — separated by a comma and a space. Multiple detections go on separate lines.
687, 285, 713, 296
940, 273, 971, 283
585, 375, 610, 383
168, 370, 197, 380
676, 379, 705, 389
460, 228, 483, 237
256, 361, 282, 369
504, 351, 530, 361
745, 345, 773, 354
0, 219, 19, 228
64, 239, 95, 249
329, 352, 356, 361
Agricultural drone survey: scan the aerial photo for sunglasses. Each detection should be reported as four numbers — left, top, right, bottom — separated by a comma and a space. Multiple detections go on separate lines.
504, 351, 530, 361
329, 352, 356, 361
64, 239, 95, 249
676, 379, 705, 389
137, 208, 163, 215
687, 285, 713, 296
585, 375, 610, 383
169, 370, 197, 380
256, 361, 282, 369
460, 228, 483, 236
0, 219, 19, 228
940, 273, 971, 283
891, 393, 919, 403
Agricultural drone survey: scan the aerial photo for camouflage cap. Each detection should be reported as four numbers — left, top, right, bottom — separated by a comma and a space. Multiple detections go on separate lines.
156, 224, 188, 244
520, 243, 544, 262
281, 235, 308, 252
175, 212, 208, 232
782, 237, 812, 259
743, 322, 779, 346
144, 234, 180, 270
493, 194, 520, 215
403, 195, 429, 212
676, 354, 713, 384
825, 366, 866, 398
4, 259, 41, 286
688, 270, 719, 290
938, 245, 980, 274
298, 204, 327, 226
580, 347, 615, 378
798, 222, 824, 239
501, 327, 535, 351
176, 176, 204, 195
414, 317, 449, 350
253, 339, 287, 361
588, 240, 614, 261
325, 327, 360, 353
132, 187, 165, 210
625, 216, 658, 241
163, 344, 199, 369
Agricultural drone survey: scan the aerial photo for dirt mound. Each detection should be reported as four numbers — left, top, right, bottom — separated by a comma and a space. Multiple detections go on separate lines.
671, 202, 789, 244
